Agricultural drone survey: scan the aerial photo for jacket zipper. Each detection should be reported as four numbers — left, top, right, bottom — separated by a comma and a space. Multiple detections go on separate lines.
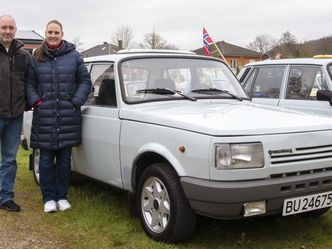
8, 55, 13, 117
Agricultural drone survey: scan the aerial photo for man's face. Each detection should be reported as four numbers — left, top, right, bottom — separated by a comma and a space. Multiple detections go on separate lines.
0, 16, 17, 48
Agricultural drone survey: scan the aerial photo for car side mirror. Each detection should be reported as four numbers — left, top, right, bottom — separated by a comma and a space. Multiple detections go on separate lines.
317, 90, 332, 106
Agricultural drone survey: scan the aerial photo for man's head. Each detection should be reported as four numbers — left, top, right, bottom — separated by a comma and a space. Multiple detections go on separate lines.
0, 15, 17, 48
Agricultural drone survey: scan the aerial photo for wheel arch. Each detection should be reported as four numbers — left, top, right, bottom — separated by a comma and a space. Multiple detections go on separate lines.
131, 143, 185, 191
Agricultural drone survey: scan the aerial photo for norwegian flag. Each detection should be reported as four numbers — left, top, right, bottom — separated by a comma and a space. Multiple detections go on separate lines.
203, 27, 213, 56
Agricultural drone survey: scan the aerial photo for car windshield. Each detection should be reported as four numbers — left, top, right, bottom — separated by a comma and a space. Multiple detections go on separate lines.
120, 57, 248, 103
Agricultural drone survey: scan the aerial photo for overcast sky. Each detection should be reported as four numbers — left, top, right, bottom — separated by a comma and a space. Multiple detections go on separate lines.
3, 0, 332, 51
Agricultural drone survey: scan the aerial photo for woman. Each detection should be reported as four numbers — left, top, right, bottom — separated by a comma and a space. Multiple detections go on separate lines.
26, 20, 91, 213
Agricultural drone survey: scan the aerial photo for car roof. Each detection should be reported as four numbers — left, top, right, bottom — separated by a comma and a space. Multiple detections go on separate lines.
83, 49, 203, 63
244, 58, 332, 67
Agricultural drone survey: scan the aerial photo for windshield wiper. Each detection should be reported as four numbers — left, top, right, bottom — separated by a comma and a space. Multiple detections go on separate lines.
136, 88, 196, 101
191, 88, 246, 101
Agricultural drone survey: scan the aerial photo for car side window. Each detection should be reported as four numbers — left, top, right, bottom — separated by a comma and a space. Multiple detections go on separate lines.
247, 66, 285, 98
286, 66, 328, 100
237, 67, 251, 83
87, 64, 117, 107
243, 68, 257, 94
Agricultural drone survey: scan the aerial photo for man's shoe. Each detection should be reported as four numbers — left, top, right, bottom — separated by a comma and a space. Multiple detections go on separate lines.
57, 199, 71, 211
0, 200, 21, 212
44, 200, 57, 213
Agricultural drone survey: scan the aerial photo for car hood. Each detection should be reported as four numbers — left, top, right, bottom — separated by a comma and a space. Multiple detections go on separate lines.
119, 100, 332, 136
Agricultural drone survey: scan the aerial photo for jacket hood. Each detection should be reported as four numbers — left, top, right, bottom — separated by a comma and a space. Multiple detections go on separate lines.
119, 100, 332, 136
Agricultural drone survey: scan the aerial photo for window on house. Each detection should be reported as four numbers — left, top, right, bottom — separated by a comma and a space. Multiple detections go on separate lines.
230, 59, 237, 69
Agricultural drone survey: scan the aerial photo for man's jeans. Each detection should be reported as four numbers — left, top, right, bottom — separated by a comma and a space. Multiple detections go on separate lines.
39, 147, 72, 203
0, 114, 23, 205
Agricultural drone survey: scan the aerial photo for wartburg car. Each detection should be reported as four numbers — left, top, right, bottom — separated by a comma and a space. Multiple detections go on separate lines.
238, 57, 332, 116
22, 50, 332, 242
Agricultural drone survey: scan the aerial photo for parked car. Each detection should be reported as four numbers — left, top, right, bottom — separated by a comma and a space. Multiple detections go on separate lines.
237, 58, 332, 115
22, 50, 332, 243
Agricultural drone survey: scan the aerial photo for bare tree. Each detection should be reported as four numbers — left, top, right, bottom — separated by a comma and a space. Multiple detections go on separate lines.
277, 31, 298, 58
71, 37, 84, 52
297, 42, 311, 58
316, 36, 332, 54
247, 34, 276, 54
111, 24, 135, 49
139, 30, 178, 49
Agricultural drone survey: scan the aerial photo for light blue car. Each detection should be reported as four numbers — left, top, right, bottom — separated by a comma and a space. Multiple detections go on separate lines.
238, 58, 332, 116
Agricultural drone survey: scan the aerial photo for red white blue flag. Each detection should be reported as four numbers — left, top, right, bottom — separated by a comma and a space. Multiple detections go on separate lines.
203, 27, 213, 56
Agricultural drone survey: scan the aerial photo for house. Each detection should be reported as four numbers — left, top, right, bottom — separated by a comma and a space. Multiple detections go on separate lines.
80, 41, 122, 58
16, 30, 44, 54
193, 41, 262, 73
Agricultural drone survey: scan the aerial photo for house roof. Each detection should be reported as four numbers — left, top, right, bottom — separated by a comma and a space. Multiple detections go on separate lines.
193, 41, 261, 57
80, 42, 120, 58
16, 30, 44, 41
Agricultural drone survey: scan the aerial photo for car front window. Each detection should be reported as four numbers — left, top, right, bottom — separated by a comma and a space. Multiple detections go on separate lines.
120, 57, 247, 103
249, 66, 285, 99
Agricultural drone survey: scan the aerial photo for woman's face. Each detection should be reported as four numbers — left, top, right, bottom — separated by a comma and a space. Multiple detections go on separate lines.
45, 23, 63, 47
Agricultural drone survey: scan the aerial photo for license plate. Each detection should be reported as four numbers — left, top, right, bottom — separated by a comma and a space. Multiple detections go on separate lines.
282, 191, 332, 216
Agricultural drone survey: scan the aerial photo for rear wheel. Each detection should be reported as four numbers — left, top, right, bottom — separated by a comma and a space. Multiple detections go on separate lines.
137, 163, 196, 243
31, 149, 40, 185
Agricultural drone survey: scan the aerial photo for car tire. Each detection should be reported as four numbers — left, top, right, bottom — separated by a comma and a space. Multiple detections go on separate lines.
32, 149, 40, 185
300, 207, 330, 217
137, 162, 196, 243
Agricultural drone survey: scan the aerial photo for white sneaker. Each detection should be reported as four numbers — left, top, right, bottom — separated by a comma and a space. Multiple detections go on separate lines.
57, 199, 71, 211
44, 200, 57, 213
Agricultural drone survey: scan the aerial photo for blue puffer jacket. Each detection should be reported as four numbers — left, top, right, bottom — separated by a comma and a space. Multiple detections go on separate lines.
26, 40, 91, 150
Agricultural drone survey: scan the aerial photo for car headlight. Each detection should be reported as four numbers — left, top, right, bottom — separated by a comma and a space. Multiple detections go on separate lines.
215, 143, 264, 169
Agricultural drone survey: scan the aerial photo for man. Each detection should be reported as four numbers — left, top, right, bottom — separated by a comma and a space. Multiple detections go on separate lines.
0, 15, 30, 212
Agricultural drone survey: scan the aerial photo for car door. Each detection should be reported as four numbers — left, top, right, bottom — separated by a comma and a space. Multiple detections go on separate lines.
278, 65, 332, 115
72, 62, 123, 188
243, 66, 286, 106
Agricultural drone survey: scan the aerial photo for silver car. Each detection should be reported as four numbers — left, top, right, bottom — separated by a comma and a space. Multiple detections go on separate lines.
238, 58, 332, 115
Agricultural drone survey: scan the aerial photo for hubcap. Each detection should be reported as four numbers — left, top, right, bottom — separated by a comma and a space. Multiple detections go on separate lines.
141, 176, 171, 233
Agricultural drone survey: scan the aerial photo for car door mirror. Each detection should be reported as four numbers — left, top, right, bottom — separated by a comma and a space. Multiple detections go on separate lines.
317, 90, 332, 106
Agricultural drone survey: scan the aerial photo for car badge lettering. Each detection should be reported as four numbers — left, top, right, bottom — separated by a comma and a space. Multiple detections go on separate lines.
268, 149, 293, 156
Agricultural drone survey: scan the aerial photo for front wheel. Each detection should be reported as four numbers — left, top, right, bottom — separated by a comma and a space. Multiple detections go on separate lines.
137, 163, 196, 243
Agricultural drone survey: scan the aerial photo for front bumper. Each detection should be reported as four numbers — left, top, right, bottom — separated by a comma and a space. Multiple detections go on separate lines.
181, 169, 332, 219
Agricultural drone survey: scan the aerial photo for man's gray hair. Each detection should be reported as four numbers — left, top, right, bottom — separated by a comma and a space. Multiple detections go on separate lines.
0, 15, 16, 22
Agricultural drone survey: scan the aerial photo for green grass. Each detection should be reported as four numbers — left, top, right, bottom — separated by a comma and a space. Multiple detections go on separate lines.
11, 148, 332, 249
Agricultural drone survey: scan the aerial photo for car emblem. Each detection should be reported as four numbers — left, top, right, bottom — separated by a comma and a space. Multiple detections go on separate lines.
268, 149, 293, 156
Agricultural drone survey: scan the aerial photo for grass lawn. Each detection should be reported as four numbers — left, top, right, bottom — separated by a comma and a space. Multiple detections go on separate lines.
8, 148, 332, 249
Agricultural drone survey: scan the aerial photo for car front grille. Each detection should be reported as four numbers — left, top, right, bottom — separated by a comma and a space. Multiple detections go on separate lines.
270, 144, 332, 165
269, 167, 332, 193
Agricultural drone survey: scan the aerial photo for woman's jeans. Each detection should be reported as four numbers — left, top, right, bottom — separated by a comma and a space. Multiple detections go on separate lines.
0, 114, 23, 205
39, 147, 72, 203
